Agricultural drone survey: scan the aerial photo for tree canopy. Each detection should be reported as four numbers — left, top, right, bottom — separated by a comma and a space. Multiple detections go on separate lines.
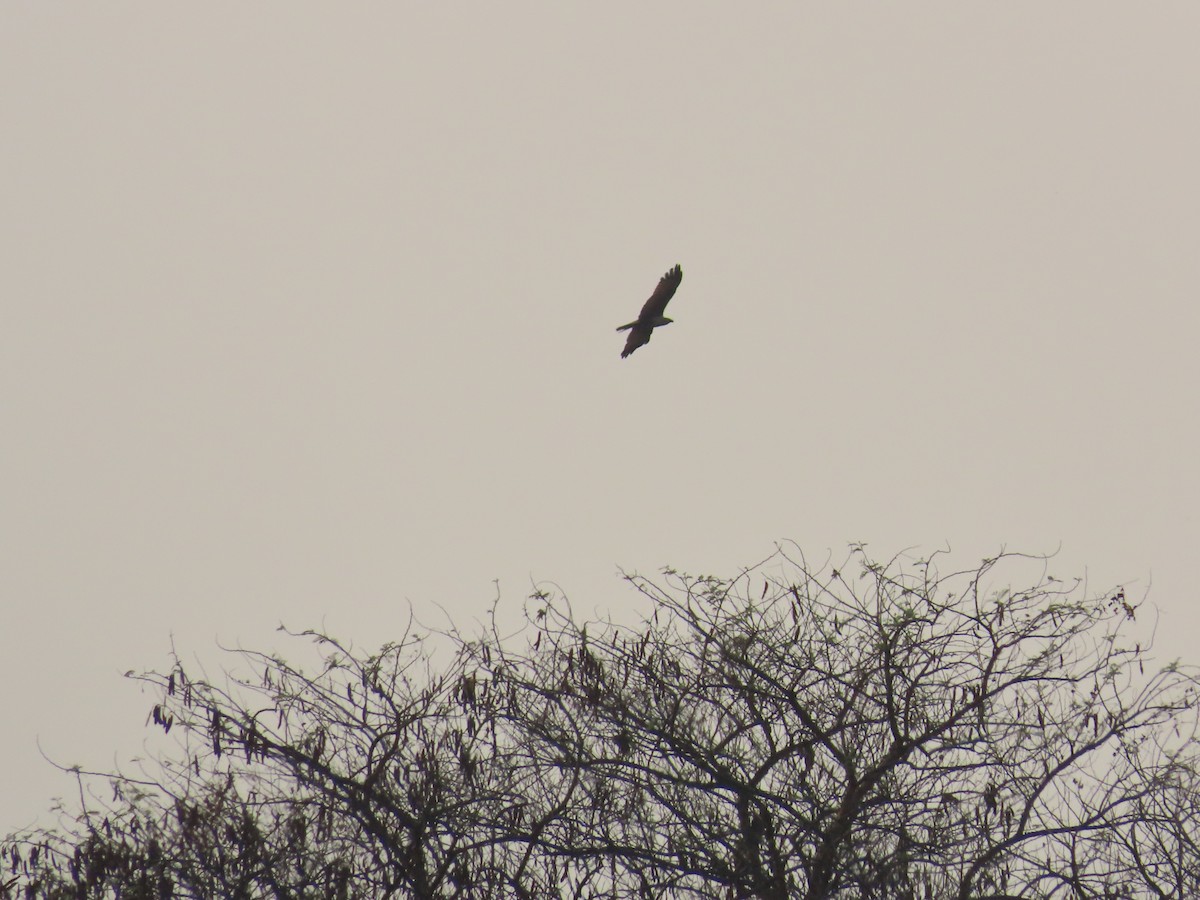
5, 546, 1199, 899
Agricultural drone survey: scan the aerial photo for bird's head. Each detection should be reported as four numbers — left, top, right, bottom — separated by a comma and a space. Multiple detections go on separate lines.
653, 316, 674, 327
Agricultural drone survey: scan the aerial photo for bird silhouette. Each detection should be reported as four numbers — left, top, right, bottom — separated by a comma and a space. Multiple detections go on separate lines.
616, 265, 683, 358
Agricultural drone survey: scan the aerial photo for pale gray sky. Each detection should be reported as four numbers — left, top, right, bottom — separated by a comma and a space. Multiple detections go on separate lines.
3, 3, 1199, 832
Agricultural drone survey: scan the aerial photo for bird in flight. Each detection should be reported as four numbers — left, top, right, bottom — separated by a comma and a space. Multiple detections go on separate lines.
616, 264, 683, 358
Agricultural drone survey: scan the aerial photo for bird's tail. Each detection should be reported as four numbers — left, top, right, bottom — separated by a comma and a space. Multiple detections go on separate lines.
615, 321, 637, 332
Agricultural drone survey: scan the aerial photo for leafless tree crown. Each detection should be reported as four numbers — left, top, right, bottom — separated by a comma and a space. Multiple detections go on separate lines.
5, 547, 1198, 899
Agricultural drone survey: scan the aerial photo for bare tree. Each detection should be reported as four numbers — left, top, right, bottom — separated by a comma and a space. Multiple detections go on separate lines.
5, 546, 1198, 899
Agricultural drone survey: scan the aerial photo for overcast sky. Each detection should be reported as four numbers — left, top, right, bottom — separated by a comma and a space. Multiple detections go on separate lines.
4, 3, 1199, 833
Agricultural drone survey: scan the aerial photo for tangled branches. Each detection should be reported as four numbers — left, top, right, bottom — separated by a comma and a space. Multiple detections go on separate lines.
5, 546, 1198, 899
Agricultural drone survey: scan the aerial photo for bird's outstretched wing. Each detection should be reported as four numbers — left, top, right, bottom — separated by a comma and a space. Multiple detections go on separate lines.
621, 323, 653, 358
637, 265, 683, 321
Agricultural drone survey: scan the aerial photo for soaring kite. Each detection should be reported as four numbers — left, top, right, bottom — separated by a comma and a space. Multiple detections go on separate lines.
616, 264, 683, 358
